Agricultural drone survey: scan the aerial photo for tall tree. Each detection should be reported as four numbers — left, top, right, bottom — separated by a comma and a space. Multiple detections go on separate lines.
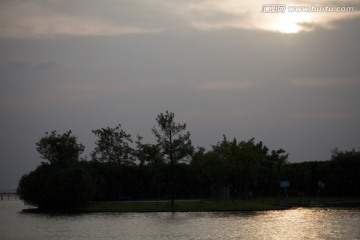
152, 111, 193, 206
36, 130, 84, 165
92, 125, 134, 165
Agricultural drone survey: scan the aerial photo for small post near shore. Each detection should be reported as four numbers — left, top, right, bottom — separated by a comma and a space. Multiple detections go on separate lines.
280, 181, 290, 205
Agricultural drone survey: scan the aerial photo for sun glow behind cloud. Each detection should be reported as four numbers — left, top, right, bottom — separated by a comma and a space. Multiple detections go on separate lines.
270, 12, 311, 33
178, 0, 359, 34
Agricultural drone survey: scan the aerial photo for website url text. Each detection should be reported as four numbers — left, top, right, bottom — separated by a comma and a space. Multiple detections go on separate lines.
261, 4, 355, 13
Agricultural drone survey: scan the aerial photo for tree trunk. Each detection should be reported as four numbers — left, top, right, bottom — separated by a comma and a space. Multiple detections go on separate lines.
170, 134, 175, 207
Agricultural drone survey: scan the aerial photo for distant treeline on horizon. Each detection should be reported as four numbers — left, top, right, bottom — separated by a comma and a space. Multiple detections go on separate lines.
16, 111, 360, 210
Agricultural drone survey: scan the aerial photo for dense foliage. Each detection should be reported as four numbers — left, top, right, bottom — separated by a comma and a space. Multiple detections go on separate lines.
17, 111, 360, 210
283, 149, 360, 197
36, 130, 84, 166
18, 131, 94, 209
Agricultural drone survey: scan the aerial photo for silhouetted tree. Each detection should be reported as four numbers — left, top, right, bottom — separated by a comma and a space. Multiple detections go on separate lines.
36, 130, 84, 165
152, 111, 193, 206
197, 136, 288, 198
330, 148, 360, 196
17, 164, 95, 209
18, 131, 94, 209
92, 125, 134, 165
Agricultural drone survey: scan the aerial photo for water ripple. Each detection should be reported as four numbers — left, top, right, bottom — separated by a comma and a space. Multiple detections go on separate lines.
2, 201, 360, 240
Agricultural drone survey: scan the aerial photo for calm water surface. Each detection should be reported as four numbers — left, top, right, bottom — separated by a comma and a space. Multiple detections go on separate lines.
1, 200, 360, 239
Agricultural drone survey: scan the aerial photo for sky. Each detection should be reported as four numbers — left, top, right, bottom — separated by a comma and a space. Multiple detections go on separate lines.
1, 0, 359, 190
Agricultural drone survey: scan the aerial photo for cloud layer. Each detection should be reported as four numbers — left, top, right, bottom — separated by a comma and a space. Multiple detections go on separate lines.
1, 0, 359, 38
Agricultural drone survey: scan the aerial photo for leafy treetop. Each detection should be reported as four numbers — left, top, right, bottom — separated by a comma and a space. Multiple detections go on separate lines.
36, 130, 84, 165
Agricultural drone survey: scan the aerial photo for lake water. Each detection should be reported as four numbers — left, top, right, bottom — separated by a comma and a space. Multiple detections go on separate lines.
1, 200, 360, 240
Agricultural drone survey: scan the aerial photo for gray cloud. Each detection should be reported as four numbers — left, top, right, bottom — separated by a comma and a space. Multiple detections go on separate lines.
1, 0, 359, 39
0, 0, 164, 38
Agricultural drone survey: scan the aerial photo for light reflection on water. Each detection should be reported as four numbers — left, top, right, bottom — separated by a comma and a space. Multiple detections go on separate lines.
1, 201, 360, 240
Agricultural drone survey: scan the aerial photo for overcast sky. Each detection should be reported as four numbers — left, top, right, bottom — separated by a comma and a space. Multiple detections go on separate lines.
1, 0, 359, 190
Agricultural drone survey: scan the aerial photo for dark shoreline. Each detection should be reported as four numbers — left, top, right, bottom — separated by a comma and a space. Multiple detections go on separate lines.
21, 199, 360, 214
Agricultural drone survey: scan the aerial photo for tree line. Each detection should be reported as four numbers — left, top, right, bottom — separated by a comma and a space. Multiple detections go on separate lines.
17, 111, 360, 209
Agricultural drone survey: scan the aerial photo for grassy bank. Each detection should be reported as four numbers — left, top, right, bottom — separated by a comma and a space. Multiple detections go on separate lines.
77, 198, 281, 213
23, 197, 360, 213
